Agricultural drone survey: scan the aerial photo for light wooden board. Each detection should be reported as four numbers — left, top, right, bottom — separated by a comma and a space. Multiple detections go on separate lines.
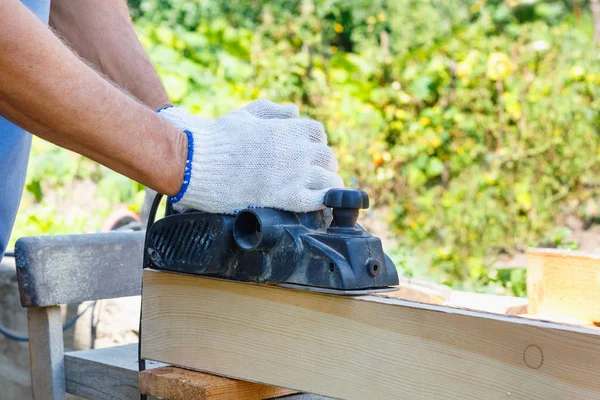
141, 270, 600, 400
139, 366, 296, 400
528, 248, 600, 323
447, 290, 528, 315
519, 313, 598, 328
380, 277, 529, 315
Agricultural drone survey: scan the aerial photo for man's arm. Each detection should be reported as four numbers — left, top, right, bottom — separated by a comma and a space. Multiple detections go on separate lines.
0, 0, 185, 196
48, 0, 170, 110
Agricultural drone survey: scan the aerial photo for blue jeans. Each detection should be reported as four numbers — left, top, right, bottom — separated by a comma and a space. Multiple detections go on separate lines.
0, 0, 51, 260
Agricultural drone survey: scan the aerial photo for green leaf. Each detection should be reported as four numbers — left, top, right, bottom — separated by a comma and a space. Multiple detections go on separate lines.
426, 157, 444, 178
405, 165, 427, 186
409, 76, 434, 101
26, 181, 43, 202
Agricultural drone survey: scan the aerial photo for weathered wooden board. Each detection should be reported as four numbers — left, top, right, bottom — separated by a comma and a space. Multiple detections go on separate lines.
15, 232, 144, 307
65, 344, 164, 400
139, 366, 296, 400
141, 270, 600, 400
528, 248, 600, 323
28, 306, 65, 400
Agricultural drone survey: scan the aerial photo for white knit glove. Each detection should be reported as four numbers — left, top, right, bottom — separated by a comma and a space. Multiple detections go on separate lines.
158, 100, 344, 213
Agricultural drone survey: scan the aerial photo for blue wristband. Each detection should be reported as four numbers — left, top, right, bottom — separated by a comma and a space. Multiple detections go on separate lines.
168, 129, 194, 204
156, 105, 175, 113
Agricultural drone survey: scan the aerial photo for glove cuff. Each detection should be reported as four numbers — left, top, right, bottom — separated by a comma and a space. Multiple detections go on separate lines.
168, 129, 194, 204
156, 105, 175, 113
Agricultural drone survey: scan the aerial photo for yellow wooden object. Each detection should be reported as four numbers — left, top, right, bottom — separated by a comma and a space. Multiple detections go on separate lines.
527, 248, 600, 323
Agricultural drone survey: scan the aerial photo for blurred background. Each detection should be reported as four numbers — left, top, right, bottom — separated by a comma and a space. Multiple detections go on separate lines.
9, 0, 600, 296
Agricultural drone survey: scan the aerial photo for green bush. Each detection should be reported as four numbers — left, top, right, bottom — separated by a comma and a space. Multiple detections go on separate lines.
127, 0, 600, 292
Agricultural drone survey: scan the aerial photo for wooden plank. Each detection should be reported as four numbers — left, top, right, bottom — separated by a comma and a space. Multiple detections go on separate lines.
447, 290, 528, 315
519, 314, 599, 328
27, 306, 66, 400
380, 278, 528, 315
15, 232, 144, 307
141, 270, 600, 400
139, 366, 296, 400
378, 277, 451, 305
381, 278, 529, 316
65, 344, 164, 400
527, 248, 600, 323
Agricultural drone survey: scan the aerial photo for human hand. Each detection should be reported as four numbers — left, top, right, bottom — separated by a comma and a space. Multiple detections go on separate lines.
158, 100, 344, 213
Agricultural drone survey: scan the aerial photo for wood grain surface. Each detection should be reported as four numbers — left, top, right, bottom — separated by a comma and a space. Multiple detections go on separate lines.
528, 248, 600, 323
141, 270, 600, 400
139, 366, 296, 400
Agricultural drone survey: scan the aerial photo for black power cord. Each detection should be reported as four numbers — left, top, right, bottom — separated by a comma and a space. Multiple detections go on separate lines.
139, 192, 164, 400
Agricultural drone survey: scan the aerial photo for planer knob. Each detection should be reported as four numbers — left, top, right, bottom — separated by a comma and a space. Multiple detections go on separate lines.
324, 189, 369, 229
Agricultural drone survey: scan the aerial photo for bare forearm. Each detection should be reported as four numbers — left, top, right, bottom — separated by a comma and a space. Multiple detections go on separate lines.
0, 0, 185, 196
49, 0, 170, 110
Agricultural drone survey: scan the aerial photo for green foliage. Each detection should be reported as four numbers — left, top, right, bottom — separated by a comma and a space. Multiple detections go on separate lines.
495, 267, 527, 297
127, 0, 600, 293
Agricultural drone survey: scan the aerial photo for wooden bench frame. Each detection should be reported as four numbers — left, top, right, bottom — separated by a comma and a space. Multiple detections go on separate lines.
15, 232, 145, 399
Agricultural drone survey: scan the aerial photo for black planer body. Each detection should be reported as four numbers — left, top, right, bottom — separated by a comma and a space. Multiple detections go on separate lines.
143, 189, 399, 294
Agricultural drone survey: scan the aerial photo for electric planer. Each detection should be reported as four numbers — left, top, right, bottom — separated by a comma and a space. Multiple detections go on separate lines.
143, 188, 399, 295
